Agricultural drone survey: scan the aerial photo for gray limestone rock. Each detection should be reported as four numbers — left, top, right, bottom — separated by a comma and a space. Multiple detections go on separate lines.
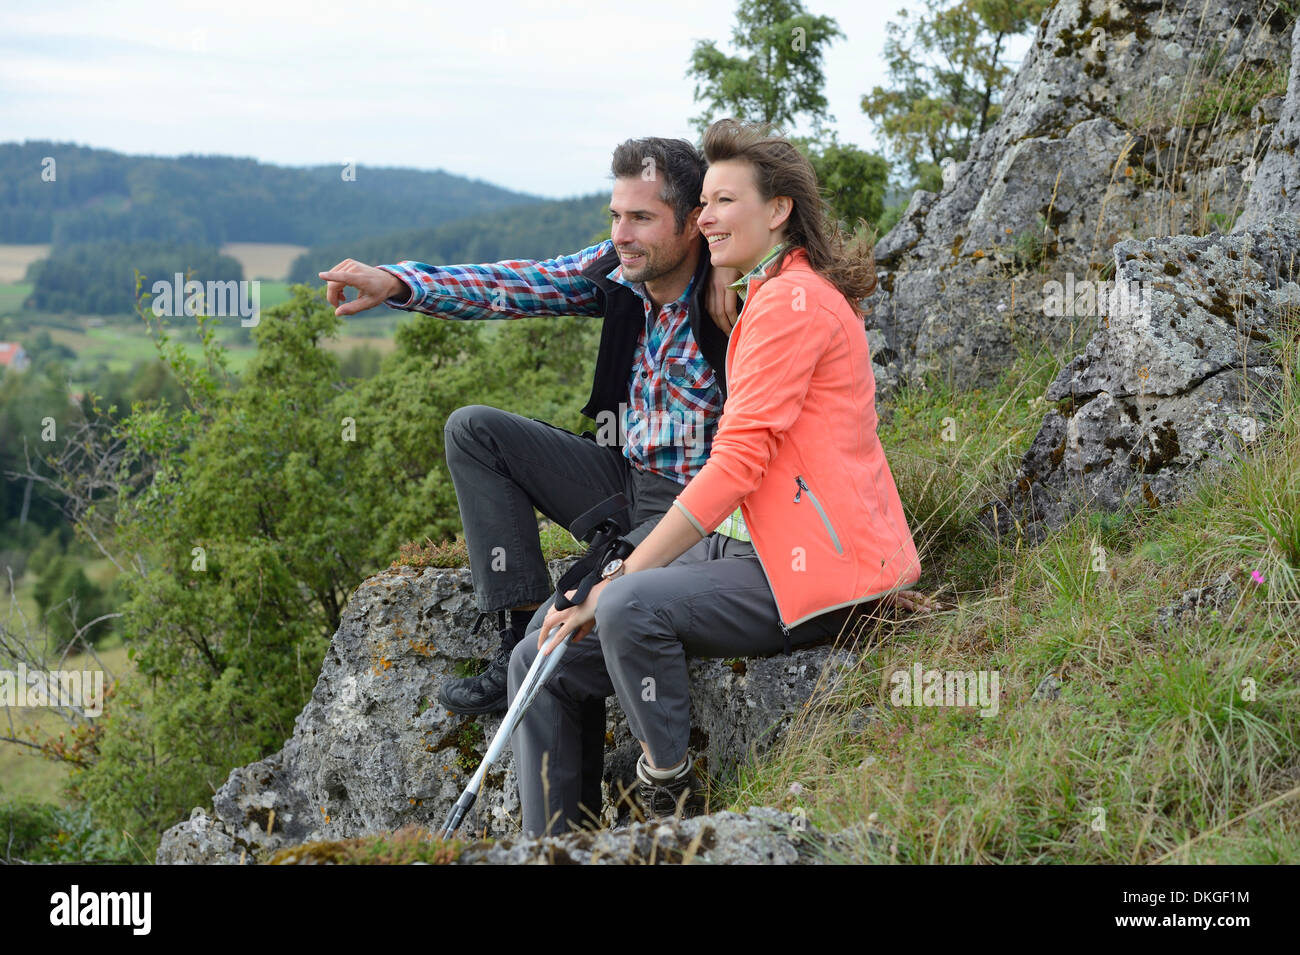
156, 558, 859, 863
976, 215, 1299, 545
155, 808, 254, 865
1154, 571, 1245, 631
450, 808, 851, 865
1235, 17, 1300, 232
261, 808, 853, 866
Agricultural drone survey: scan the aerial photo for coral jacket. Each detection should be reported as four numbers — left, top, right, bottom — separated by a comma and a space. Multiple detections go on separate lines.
673, 247, 922, 632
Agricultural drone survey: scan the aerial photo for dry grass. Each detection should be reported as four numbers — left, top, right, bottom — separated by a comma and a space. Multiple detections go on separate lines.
0, 245, 51, 283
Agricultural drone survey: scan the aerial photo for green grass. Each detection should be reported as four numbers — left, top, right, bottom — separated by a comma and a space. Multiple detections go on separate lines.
0, 282, 32, 315
715, 305, 1300, 865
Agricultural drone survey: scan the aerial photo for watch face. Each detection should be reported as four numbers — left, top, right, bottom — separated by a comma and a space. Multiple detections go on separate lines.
602, 558, 623, 578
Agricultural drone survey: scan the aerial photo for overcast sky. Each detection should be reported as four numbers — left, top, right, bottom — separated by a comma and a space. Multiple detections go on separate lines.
0, 0, 1034, 198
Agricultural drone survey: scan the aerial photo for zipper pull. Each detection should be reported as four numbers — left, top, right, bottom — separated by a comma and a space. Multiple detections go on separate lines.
779, 620, 792, 656
793, 475, 807, 502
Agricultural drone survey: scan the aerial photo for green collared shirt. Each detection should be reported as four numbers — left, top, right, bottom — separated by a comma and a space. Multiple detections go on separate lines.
712, 242, 788, 543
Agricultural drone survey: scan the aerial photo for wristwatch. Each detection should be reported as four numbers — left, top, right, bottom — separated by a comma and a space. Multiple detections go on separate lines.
600, 557, 626, 581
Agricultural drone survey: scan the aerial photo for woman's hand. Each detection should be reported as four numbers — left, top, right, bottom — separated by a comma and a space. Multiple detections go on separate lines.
879, 589, 955, 613
706, 267, 743, 335
538, 578, 609, 655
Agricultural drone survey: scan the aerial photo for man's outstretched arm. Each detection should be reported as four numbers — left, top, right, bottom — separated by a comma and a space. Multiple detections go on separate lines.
319, 241, 613, 320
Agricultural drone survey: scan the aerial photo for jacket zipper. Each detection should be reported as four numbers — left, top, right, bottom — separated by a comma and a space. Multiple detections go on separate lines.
745, 520, 794, 655
794, 475, 844, 555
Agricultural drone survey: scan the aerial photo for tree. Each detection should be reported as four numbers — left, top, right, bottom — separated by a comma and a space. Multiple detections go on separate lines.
861, 0, 1053, 189
688, 0, 845, 135
688, 1, 891, 231
793, 137, 892, 231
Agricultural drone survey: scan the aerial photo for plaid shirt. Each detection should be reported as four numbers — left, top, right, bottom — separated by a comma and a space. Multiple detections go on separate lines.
711, 242, 789, 542
378, 240, 723, 486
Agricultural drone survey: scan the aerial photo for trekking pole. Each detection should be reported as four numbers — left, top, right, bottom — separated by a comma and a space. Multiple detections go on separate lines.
437, 622, 573, 839
437, 492, 634, 839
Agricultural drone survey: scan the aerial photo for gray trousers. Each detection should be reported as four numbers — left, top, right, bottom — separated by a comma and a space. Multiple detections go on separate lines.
508, 524, 858, 837
443, 403, 688, 819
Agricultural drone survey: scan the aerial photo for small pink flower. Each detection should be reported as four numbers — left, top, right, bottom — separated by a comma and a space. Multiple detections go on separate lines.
788, 782, 803, 797
1251, 570, 1265, 584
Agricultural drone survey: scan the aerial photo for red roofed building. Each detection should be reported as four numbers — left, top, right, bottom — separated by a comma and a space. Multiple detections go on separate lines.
0, 342, 30, 373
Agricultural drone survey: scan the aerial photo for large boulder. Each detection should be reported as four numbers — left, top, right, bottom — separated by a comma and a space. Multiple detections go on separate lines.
976, 214, 1300, 544
157, 558, 860, 864
866, 0, 1293, 395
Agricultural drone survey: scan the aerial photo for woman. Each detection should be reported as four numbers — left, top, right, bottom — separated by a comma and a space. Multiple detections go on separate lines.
508, 118, 931, 836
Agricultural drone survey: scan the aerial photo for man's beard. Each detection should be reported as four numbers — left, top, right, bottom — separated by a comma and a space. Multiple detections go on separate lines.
621, 246, 687, 284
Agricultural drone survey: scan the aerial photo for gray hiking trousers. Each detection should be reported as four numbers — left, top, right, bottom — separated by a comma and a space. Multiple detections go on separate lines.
443, 403, 687, 821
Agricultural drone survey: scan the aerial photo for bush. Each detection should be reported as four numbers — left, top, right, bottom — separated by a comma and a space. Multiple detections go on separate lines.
0, 795, 134, 863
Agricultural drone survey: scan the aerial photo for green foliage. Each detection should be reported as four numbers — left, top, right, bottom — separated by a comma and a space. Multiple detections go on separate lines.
0, 795, 135, 863
1010, 214, 1049, 270
69, 287, 364, 854
860, 0, 1053, 183
456, 721, 486, 772
688, 0, 845, 134
687, 1, 892, 231
794, 136, 892, 230
1185, 53, 1290, 126
15, 328, 77, 372
60, 276, 599, 854
0, 365, 79, 547
32, 554, 112, 651
875, 202, 907, 238
339, 345, 384, 380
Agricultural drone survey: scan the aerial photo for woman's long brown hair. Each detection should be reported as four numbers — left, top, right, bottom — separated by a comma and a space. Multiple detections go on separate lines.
701, 118, 877, 315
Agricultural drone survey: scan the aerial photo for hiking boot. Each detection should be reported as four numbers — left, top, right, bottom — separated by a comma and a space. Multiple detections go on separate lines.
437, 610, 527, 715
634, 752, 706, 823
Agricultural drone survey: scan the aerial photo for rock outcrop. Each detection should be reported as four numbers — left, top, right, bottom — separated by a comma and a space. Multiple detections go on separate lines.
1234, 16, 1300, 231
156, 559, 861, 864
866, 0, 1293, 396
266, 808, 853, 866
976, 213, 1299, 544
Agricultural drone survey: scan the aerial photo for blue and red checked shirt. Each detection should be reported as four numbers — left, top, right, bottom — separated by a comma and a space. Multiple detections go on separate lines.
377, 240, 723, 487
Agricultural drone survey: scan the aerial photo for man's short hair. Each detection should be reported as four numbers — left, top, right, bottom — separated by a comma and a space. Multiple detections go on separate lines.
610, 138, 706, 233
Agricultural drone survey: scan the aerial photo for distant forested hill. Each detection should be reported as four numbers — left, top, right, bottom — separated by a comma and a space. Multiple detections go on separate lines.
0, 141, 543, 246
287, 193, 610, 282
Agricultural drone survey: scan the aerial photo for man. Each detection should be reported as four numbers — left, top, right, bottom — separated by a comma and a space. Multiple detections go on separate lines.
318, 137, 738, 823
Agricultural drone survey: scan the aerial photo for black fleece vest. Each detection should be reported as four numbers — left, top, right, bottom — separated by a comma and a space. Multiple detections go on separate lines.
577, 236, 729, 424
